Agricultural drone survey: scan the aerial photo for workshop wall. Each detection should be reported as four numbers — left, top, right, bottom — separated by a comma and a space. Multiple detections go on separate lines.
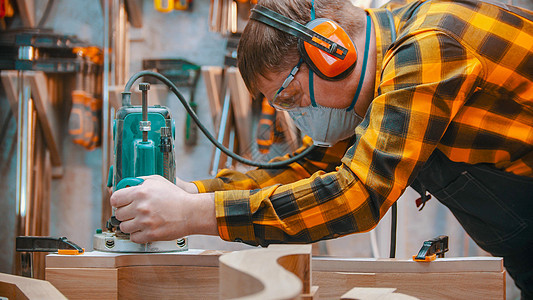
1, 0, 531, 297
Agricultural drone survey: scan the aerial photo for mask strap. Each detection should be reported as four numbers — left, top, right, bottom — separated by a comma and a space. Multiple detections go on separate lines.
309, 69, 318, 107
347, 13, 371, 111
308, 0, 317, 107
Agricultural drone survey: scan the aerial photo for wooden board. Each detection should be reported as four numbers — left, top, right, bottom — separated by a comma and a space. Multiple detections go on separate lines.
46, 268, 118, 300
226, 67, 251, 158
0, 272, 67, 300
46, 249, 504, 300
341, 287, 418, 300
125, 0, 143, 28
201, 66, 223, 123
15, 0, 35, 27
312, 256, 503, 273
46, 250, 224, 300
1, 71, 63, 168
0, 71, 19, 117
313, 256, 505, 300
27, 72, 62, 169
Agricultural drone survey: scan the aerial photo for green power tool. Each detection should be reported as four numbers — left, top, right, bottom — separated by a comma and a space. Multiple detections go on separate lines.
93, 82, 187, 252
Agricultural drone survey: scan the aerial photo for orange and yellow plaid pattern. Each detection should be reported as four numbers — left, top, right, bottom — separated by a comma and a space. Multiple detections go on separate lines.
194, 0, 533, 246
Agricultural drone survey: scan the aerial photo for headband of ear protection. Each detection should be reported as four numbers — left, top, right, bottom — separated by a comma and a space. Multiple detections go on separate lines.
250, 4, 357, 80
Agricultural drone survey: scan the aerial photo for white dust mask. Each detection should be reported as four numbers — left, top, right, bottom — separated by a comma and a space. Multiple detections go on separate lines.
288, 104, 363, 147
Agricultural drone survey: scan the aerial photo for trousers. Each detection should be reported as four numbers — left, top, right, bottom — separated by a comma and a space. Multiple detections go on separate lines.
413, 149, 533, 299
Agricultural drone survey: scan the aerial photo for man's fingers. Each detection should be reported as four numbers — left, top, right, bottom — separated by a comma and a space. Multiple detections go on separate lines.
139, 174, 167, 183
130, 231, 151, 244
110, 186, 139, 208
114, 206, 135, 222
119, 219, 142, 234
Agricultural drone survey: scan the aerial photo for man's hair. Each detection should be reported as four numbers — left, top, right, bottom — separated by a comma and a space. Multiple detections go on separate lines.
237, 0, 366, 96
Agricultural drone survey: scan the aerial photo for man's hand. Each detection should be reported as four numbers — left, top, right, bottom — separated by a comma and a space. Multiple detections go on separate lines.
175, 176, 199, 194
110, 175, 216, 244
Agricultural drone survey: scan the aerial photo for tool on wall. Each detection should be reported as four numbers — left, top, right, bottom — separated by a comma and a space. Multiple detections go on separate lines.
154, 0, 193, 12
209, 0, 253, 34
68, 46, 103, 150
255, 96, 299, 155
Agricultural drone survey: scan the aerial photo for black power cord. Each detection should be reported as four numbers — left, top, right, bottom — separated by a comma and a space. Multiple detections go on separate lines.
390, 202, 397, 258
122, 70, 316, 169
387, 10, 398, 259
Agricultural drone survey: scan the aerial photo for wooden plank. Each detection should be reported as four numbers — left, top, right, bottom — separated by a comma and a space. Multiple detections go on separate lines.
302, 285, 319, 300
46, 250, 505, 299
0, 71, 19, 117
376, 272, 505, 300
47, 265, 219, 300
125, 0, 143, 28
313, 271, 505, 300
312, 256, 503, 273
15, 0, 35, 27
0, 272, 67, 300
227, 67, 252, 158
27, 71, 62, 168
46, 250, 224, 300
201, 66, 223, 123
46, 268, 117, 300
219, 244, 312, 299
341, 287, 418, 300
118, 266, 219, 299
46, 249, 224, 269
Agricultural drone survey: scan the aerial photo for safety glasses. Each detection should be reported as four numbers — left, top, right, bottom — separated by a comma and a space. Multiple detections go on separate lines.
270, 59, 304, 110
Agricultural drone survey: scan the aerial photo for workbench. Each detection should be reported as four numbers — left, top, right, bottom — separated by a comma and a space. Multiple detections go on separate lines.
44, 245, 505, 299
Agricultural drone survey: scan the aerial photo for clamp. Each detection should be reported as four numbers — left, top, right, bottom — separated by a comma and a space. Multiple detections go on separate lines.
16, 236, 84, 278
16, 236, 84, 255
412, 235, 449, 262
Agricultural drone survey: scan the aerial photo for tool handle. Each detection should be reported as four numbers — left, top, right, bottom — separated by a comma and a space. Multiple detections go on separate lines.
116, 177, 145, 191
107, 178, 146, 231
154, 0, 173, 12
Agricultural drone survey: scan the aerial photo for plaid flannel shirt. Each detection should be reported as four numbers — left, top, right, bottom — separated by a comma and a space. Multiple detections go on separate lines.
194, 0, 533, 246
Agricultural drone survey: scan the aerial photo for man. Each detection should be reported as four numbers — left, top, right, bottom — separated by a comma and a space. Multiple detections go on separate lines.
111, 0, 533, 297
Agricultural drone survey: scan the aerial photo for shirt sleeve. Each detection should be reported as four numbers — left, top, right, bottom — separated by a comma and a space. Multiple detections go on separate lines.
192, 135, 355, 192
216, 31, 483, 246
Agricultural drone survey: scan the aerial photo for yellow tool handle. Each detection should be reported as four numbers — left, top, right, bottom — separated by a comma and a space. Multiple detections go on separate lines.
58, 248, 85, 255
154, 0, 173, 12
412, 254, 437, 262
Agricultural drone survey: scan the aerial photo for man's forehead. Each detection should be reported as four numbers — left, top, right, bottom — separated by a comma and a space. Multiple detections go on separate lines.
257, 71, 287, 99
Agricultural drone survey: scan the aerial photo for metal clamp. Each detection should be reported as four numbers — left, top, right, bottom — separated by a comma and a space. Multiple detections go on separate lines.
413, 235, 448, 262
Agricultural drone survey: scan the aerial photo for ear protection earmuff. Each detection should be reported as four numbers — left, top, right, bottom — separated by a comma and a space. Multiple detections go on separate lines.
250, 4, 357, 81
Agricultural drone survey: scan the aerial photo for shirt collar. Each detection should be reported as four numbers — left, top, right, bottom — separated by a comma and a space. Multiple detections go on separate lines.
366, 7, 397, 98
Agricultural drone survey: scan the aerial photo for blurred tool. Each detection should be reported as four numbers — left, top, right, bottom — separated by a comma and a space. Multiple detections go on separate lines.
68, 46, 103, 150
0, 0, 14, 30
413, 235, 449, 262
142, 58, 201, 146
154, 0, 193, 12
0, 28, 88, 71
256, 97, 276, 153
94, 82, 187, 253
0, 0, 14, 18
16, 236, 84, 278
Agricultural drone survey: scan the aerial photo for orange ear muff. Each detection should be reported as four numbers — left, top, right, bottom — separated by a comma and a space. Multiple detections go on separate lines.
298, 18, 357, 80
